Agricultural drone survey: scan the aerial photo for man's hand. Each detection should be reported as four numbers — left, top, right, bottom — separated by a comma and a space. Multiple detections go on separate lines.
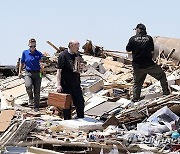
79, 62, 85, 73
127, 52, 132, 60
18, 72, 23, 79
18, 63, 24, 79
56, 69, 62, 92
57, 85, 63, 93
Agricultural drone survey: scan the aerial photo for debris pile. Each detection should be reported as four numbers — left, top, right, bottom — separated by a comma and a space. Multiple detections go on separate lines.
0, 38, 180, 153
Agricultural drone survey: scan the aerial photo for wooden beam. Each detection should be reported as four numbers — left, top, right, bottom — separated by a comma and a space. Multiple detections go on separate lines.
47, 41, 60, 52
167, 49, 175, 61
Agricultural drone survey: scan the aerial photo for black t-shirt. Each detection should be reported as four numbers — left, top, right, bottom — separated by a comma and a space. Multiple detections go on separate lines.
126, 34, 155, 69
57, 50, 81, 88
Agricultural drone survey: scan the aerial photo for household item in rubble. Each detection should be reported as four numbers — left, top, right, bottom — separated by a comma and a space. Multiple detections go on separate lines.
74, 56, 85, 73
48, 92, 72, 109
137, 122, 169, 136
171, 132, 180, 139
81, 76, 104, 93
147, 106, 179, 130
123, 133, 139, 146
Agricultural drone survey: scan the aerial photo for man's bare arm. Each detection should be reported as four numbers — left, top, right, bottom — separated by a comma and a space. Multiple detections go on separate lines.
56, 69, 63, 92
18, 63, 24, 78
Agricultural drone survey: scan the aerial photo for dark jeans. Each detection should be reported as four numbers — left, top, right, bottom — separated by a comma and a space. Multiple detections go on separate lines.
62, 86, 85, 120
24, 71, 42, 109
132, 64, 170, 101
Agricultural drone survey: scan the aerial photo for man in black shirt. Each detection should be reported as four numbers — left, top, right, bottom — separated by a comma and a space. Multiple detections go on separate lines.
126, 23, 170, 102
57, 40, 84, 120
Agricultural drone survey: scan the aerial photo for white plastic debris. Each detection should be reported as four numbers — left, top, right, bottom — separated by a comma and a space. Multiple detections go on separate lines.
52, 117, 103, 132
137, 122, 169, 136
108, 144, 119, 154
137, 106, 179, 135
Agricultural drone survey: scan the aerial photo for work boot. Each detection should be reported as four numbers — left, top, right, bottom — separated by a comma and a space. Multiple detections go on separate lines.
127, 101, 135, 108
131, 96, 145, 103
131, 99, 139, 103
128, 96, 145, 109
34, 108, 39, 112
28, 99, 34, 106
163, 90, 170, 95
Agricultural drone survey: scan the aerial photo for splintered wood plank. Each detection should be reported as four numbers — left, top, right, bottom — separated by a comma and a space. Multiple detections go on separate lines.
0, 110, 15, 132
2, 84, 26, 98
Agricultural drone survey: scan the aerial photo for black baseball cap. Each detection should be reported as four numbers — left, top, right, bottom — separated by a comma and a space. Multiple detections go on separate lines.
29, 38, 36, 43
133, 23, 146, 31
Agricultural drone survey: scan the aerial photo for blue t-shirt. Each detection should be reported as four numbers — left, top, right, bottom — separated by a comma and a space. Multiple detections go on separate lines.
21, 49, 43, 71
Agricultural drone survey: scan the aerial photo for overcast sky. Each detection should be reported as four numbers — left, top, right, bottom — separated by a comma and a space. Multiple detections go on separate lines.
0, 0, 180, 65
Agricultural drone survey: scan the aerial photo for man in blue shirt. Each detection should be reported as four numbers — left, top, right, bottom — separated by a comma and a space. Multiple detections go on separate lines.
18, 38, 43, 112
